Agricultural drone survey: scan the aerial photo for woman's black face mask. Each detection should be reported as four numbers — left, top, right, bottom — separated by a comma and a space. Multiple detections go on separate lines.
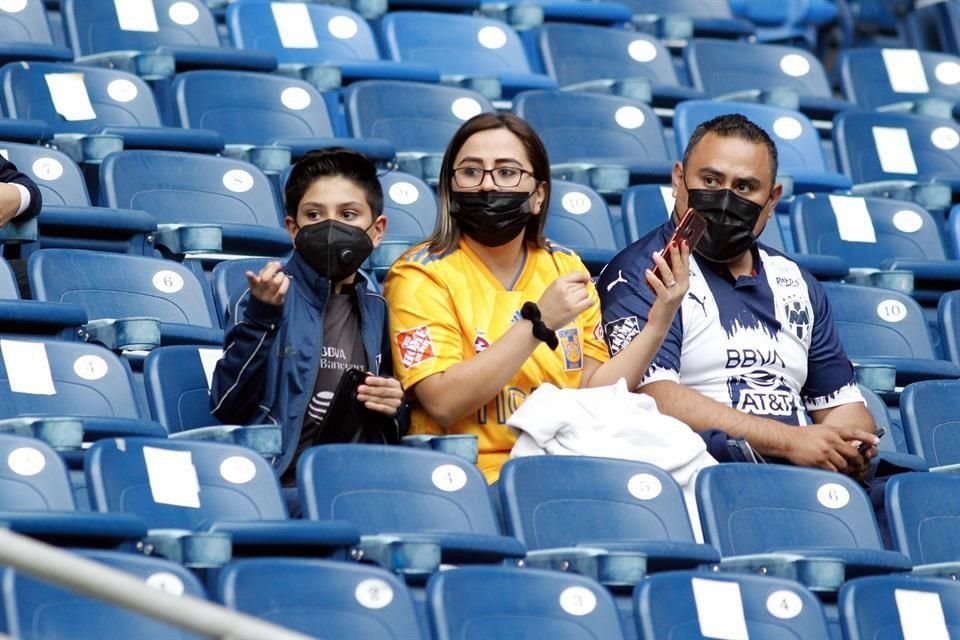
449, 190, 535, 247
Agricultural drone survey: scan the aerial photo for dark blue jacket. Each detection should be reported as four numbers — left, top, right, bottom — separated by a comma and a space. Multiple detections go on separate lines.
210, 252, 399, 475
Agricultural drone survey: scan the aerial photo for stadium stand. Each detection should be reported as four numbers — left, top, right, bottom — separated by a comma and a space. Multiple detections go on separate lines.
840, 575, 960, 640
885, 471, 960, 567
627, 0, 755, 41
0, 0, 72, 65
901, 379, 960, 467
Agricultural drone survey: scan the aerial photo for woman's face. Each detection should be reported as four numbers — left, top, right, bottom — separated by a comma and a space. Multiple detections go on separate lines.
451, 128, 545, 212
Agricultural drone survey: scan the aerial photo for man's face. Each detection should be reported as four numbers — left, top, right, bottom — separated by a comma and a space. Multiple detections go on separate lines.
672, 132, 782, 240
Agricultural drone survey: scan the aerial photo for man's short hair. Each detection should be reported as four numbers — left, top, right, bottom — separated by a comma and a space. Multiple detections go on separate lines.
284, 147, 383, 219
681, 114, 779, 181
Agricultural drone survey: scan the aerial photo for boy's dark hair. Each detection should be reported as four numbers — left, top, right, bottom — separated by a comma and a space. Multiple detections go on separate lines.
681, 113, 779, 180
284, 148, 384, 219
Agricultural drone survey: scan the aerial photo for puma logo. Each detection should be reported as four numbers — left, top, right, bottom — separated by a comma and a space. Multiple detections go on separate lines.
606, 270, 628, 292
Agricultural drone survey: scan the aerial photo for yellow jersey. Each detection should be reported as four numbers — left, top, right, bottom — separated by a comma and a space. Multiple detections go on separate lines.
384, 239, 609, 482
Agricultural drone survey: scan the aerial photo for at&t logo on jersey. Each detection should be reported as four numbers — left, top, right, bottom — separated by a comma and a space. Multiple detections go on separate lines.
727, 370, 799, 419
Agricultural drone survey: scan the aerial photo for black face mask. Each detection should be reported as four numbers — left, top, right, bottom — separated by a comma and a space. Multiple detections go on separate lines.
295, 219, 374, 282
450, 191, 534, 247
685, 187, 767, 263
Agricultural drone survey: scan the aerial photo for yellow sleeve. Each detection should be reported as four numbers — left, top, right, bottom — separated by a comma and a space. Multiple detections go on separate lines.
383, 255, 467, 390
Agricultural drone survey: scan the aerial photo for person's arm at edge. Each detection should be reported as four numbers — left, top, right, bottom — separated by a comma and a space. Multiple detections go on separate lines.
0, 160, 41, 222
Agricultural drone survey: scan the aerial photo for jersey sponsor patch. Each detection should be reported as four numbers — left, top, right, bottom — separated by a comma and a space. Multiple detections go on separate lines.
605, 316, 640, 355
557, 327, 582, 370
473, 333, 489, 353
592, 321, 604, 342
783, 295, 812, 340
395, 325, 435, 369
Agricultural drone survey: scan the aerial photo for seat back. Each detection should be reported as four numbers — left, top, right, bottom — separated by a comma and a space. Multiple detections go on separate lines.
217, 559, 423, 640
538, 24, 679, 88
378, 170, 436, 241
840, 575, 960, 640
686, 39, 833, 99
299, 445, 500, 535
833, 110, 960, 184
428, 566, 623, 640
380, 12, 533, 76
901, 380, 960, 465
0, 257, 20, 299
840, 47, 960, 110
627, 0, 737, 20
3, 550, 206, 640
227, 2, 380, 65
345, 80, 493, 153
0, 142, 90, 206
636, 572, 831, 639
514, 90, 669, 165
210, 257, 274, 328
500, 456, 697, 549
791, 193, 947, 266
0, 338, 141, 420
940, 290, 960, 367
697, 464, 885, 555
0, 0, 58, 47
886, 472, 960, 564
29, 249, 218, 329
544, 181, 619, 260
144, 345, 223, 433
172, 70, 335, 144
821, 282, 937, 360
0, 433, 76, 510
0, 62, 162, 133
62, 0, 220, 56
87, 437, 287, 528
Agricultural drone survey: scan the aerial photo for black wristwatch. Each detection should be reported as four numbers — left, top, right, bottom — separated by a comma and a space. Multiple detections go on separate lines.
520, 302, 559, 350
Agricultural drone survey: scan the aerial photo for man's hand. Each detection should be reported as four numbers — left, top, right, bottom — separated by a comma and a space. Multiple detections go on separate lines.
245, 261, 289, 306
783, 424, 878, 473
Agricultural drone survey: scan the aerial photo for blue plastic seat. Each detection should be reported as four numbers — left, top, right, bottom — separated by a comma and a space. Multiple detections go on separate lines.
383, 0, 631, 26
902, 0, 960, 57
217, 559, 424, 640
544, 180, 620, 274
0, 62, 224, 156
143, 345, 226, 434
61, 0, 276, 73
366, 171, 436, 279
172, 69, 394, 162
299, 445, 526, 568
940, 290, 960, 368
29, 249, 223, 349
674, 100, 853, 195
500, 456, 720, 572
536, 24, 704, 108
840, 575, 960, 640
513, 90, 672, 188
0, 116, 52, 144
209, 257, 273, 329
428, 566, 624, 640
99, 150, 292, 257
685, 39, 851, 122
729, 0, 838, 47
900, 380, 960, 467
379, 12, 557, 100
226, 2, 438, 86
886, 472, 960, 566
0, 0, 73, 64
2, 550, 207, 640
636, 572, 832, 639
697, 464, 913, 577
839, 48, 960, 117
822, 282, 960, 385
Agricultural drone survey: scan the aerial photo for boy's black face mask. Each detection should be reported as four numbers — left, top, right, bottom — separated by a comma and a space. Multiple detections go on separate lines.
295, 219, 374, 282
683, 186, 767, 263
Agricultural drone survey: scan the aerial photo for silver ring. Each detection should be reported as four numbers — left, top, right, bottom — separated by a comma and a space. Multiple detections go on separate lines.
665, 281, 677, 288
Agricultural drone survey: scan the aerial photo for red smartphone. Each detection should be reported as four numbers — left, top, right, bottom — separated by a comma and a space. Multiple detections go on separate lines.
651, 208, 707, 284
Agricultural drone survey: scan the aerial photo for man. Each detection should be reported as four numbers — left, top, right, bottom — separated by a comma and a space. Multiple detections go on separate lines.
0, 156, 41, 224
598, 114, 878, 476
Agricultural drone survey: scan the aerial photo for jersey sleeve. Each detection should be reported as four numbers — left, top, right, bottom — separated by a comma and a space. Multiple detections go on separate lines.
383, 256, 465, 391
801, 277, 864, 411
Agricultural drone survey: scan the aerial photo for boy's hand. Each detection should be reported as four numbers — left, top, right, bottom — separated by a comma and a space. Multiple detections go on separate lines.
246, 261, 289, 306
358, 375, 404, 415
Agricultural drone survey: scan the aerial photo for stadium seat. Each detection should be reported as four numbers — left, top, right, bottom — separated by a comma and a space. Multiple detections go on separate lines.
513, 90, 672, 191
729, 0, 838, 47
344, 80, 494, 182
902, 0, 960, 57
0, 116, 53, 144
792, 194, 960, 306
0, 62, 224, 159
367, 171, 436, 279
216, 558, 424, 640
840, 575, 960, 640
209, 257, 273, 328
226, 2, 439, 86
298, 445, 526, 570
383, 0, 631, 26
86, 438, 360, 563
536, 24, 704, 108
171, 69, 395, 163
822, 282, 960, 385
885, 472, 960, 567
839, 48, 960, 118
544, 180, 620, 274
940, 290, 960, 367
627, 0, 755, 40
142, 345, 225, 434
427, 566, 624, 640
900, 379, 960, 467
378, 12, 557, 100
2, 550, 207, 640
28, 249, 223, 349
635, 571, 832, 639
685, 39, 852, 123
697, 464, 913, 578
61, 0, 276, 73
673, 100, 853, 196
99, 150, 292, 257
500, 456, 720, 573
0, 0, 73, 64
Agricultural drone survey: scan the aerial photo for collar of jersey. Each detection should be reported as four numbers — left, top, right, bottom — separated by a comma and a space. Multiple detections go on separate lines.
459, 238, 535, 291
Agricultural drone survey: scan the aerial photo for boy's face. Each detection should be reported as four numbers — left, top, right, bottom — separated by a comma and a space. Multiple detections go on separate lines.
285, 175, 386, 247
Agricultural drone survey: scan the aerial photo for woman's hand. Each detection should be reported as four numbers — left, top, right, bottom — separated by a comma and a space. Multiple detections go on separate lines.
645, 241, 690, 326
358, 375, 404, 415
537, 271, 594, 330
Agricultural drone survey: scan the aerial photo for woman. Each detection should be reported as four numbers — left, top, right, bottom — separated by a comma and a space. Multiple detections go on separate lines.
384, 113, 688, 482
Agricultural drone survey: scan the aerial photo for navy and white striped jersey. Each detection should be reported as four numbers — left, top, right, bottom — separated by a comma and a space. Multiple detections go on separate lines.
597, 220, 863, 425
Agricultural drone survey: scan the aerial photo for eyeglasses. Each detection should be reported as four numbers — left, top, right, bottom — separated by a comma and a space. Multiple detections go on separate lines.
453, 166, 538, 189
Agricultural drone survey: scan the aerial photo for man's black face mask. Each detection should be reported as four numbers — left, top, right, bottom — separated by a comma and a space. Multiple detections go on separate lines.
682, 184, 768, 263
